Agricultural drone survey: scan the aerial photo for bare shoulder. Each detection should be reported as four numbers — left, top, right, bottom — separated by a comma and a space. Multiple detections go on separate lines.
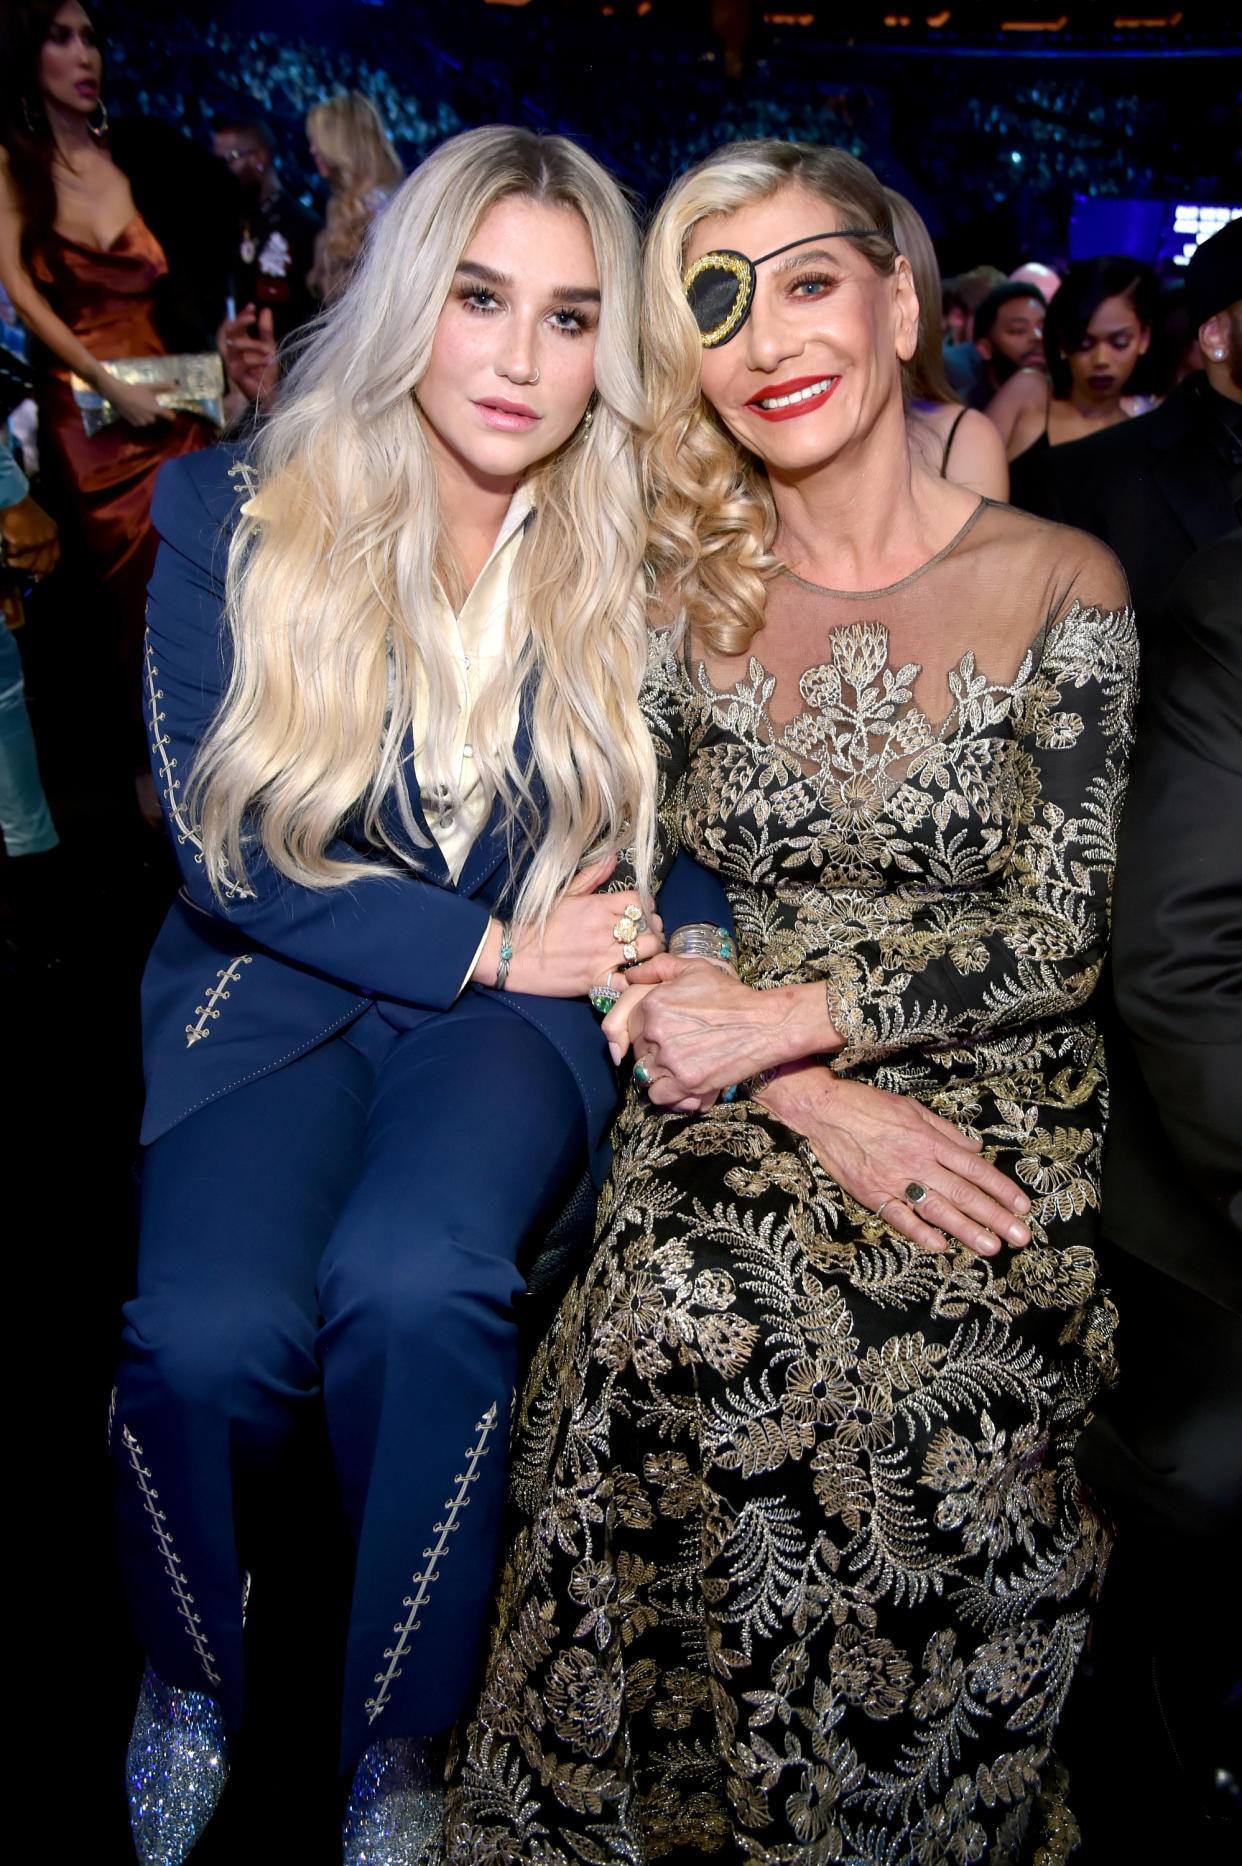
986, 367, 1048, 420
944, 408, 1009, 502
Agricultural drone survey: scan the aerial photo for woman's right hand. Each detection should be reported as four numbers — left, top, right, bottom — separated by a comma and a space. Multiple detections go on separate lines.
102, 373, 174, 429
472, 856, 665, 999
758, 1063, 1032, 1258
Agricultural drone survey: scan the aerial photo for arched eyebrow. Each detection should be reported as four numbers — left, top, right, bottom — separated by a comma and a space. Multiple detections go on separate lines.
767, 247, 851, 275
454, 261, 599, 304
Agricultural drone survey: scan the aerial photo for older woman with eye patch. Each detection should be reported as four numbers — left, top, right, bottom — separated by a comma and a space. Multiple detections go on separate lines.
445, 141, 1137, 1866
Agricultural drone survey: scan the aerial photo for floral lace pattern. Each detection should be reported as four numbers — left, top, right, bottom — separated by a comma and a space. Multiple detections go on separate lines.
447, 548, 1136, 1865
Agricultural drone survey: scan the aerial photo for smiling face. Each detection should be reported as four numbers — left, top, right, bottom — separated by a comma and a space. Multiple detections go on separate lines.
1063, 291, 1149, 403
415, 195, 601, 494
688, 184, 917, 477
37, 1, 102, 117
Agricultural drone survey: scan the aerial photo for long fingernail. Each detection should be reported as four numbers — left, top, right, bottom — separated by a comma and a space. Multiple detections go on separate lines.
1008, 1221, 1030, 1244
608, 1043, 621, 1065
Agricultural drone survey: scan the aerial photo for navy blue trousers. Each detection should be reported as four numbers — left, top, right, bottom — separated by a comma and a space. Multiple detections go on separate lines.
112, 995, 586, 1771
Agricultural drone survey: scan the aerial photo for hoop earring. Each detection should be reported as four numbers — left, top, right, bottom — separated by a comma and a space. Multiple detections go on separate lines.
87, 99, 110, 142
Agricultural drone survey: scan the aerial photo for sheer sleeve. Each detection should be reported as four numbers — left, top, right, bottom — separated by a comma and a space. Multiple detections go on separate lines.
819, 561, 1137, 1067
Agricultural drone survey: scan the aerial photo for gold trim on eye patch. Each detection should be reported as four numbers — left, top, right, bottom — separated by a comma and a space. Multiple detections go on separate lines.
682, 227, 890, 349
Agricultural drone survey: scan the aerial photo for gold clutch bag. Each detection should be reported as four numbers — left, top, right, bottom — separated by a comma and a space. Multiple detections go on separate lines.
70, 353, 226, 436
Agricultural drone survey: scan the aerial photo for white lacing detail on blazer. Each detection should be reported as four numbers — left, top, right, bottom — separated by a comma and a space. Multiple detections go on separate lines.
144, 632, 253, 901
185, 955, 254, 1048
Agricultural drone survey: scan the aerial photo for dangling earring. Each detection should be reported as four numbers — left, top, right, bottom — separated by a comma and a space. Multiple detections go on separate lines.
21, 95, 38, 134
579, 395, 597, 438
87, 99, 110, 142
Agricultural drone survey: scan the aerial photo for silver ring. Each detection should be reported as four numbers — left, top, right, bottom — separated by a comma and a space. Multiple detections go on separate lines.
876, 1197, 900, 1222
633, 1058, 652, 1088
530, 366, 540, 384
905, 1182, 928, 1205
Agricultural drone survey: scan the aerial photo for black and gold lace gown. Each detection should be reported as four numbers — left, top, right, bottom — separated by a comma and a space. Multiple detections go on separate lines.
447, 504, 1137, 1865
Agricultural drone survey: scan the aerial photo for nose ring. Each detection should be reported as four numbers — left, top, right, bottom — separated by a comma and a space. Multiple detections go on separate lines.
529, 367, 540, 384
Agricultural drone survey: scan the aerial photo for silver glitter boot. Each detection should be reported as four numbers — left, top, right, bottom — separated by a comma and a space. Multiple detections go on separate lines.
126, 1663, 231, 1865
342, 1734, 447, 1866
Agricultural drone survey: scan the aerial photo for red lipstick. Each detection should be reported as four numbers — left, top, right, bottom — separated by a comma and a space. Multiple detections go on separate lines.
745, 374, 840, 422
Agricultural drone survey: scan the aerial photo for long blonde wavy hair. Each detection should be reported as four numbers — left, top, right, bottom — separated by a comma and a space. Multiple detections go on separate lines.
643, 140, 897, 655
306, 92, 404, 303
189, 125, 655, 929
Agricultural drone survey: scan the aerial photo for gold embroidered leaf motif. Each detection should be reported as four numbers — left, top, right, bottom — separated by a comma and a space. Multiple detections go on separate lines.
536, 1753, 624, 1815
694, 1308, 762, 1378
857, 1332, 949, 1393
716, 1412, 816, 1479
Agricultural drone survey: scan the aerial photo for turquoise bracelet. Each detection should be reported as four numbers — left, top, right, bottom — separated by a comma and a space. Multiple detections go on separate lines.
495, 921, 514, 991
668, 922, 738, 967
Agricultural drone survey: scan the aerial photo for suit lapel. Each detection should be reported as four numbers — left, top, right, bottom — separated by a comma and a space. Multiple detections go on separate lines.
373, 723, 453, 888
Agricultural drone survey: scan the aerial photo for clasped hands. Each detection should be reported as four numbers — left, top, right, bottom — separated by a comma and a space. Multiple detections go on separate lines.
603, 954, 1032, 1261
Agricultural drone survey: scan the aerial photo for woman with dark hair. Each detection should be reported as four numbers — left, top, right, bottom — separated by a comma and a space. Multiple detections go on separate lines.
0, 1, 231, 814
986, 254, 1159, 465
886, 188, 1008, 500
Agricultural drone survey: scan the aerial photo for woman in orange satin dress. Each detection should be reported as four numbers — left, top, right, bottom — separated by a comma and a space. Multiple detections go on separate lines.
0, 1, 216, 806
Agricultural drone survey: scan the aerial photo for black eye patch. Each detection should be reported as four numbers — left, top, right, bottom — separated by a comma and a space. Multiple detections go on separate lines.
682, 227, 888, 348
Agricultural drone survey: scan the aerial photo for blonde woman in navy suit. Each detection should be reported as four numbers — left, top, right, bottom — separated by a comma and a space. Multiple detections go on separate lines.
112, 125, 726, 1865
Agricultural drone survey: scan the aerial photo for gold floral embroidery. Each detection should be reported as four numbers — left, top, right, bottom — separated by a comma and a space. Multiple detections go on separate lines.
447, 573, 1134, 1863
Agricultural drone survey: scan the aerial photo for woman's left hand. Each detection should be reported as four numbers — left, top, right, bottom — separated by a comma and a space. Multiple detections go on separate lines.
602, 953, 830, 1108
760, 1063, 1032, 1258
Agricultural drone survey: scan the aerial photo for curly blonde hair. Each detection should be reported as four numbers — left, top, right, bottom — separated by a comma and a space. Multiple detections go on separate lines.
190, 127, 655, 930
642, 140, 897, 655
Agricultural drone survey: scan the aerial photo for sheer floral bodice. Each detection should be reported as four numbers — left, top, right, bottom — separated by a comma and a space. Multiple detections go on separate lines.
647, 501, 1137, 1070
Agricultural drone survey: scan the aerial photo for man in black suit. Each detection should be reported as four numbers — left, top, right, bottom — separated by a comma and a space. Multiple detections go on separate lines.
1011, 215, 1242, 621
1071, 532, 1242, 1860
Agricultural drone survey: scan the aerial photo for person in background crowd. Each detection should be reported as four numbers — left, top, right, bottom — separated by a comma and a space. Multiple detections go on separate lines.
944, 278, 1048, 411
940, 259, 1005, 348
212, 114, 316, 348
886, 188, 1008, 499
110, 123, 727, 1866
988, 255, 1159, 465
0, 0, 231, 824
306, 91, 402, 306
1072, 527, 1242, 1866
1008, 217, 1240, 619
1009, 258, 1061, 302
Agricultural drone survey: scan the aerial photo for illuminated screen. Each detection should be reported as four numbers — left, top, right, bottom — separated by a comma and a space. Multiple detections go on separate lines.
1070, 197, 1242, 267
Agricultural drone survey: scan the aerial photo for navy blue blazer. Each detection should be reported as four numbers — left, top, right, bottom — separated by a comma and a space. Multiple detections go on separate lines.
140, 445, 728, 1182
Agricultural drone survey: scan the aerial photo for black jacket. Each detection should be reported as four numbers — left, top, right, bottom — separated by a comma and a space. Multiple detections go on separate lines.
1009, 375, 1241, 624
1100, 528, 1242, 1311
